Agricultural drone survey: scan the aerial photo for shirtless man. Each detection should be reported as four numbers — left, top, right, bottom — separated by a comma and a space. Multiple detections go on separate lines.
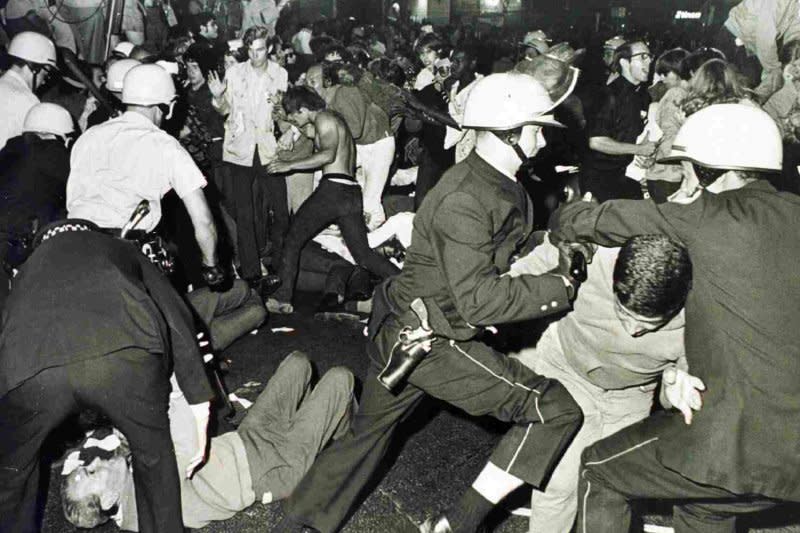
264, 86, 400, 314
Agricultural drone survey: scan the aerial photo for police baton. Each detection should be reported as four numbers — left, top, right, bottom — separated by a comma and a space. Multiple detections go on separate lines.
119, 200, 150, 239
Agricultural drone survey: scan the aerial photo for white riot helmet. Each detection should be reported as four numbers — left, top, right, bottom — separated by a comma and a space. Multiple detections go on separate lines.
121, 64, 176, 106
659, 103, 782, 173
23, 103, 75, 137
462, 72, 564, 130
106, 58, 141, 93
8, 31, 58, 68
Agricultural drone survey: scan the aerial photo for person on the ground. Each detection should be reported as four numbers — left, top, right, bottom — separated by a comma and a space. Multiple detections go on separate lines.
0, 31, 57, 150
276, 73, 585, 533
509, 234, 692, 532
581, 39, 657, 202
60, 351, 355, 531
66, 63, 224, 289
0, 219, 213, 533
208, 25, 289, 283
550, 103, 800, 533
263, 86, 400, 314
186, 278, 266, 351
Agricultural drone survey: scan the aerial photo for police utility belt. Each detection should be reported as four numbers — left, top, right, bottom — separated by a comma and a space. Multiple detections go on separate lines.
101, 227, 175, 275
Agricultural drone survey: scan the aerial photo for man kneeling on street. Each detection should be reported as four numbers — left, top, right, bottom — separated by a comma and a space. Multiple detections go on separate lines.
60, 352, 355, 531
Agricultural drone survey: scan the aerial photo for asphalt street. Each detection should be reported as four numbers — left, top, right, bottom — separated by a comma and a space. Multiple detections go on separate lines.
39, 296, 800, 533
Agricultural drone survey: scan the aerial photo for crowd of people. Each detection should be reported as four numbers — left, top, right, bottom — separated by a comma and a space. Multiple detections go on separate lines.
1, 0, 800, 532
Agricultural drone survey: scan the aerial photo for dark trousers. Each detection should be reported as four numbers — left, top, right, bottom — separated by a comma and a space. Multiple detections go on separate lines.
285, 315, 583, 533
0, 348, 182, 533
273, 179, 399, 304
186, 279, 266, 351
254, 166, 288, 270
414, 148, 452, 211
223, 153, 288, 279
298, 240, 365, 298
577, 411, 778, 533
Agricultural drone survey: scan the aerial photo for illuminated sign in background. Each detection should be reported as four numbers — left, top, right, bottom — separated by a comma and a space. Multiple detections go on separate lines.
675, 10, 702, 19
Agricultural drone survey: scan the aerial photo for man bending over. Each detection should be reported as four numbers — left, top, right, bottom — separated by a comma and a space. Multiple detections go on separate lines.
264, 86, 400, 314
509, 234, 695, 532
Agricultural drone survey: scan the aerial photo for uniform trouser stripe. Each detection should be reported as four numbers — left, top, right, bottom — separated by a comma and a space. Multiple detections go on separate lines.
448, 340, 540, 396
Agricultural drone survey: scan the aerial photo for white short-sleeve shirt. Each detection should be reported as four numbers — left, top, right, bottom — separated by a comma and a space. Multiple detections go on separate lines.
67, 111, 207, 231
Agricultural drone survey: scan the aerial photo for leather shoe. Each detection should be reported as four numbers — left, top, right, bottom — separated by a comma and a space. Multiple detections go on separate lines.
261, 274, 282, 296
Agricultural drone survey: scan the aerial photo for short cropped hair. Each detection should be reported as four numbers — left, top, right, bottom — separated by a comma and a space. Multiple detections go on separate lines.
612, 39, 646, 73
283, 85, 327, 114
655, 47, 689, 77
243, 25, 270, 48
613, 235, 692, 318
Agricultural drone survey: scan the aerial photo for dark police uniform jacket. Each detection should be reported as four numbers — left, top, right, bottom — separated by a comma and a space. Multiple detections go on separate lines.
0, 224, 213, 404
387, 151, 572, 341
551, 181, 800, 501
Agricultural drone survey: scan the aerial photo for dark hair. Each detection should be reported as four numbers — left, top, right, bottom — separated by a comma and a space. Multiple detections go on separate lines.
243, 25, 270, 47
184, 43, 218, 79
655, 47, 689, 77
329, 62, 362, 86
383, 62, 407, 87
283, 85, 327, 114
321, 43, 353, 63
780, 39, 800, 65
612, 39, 646, 73
190, 12, 215, 37
680, 46, 726, 80
613, 235, 692, 318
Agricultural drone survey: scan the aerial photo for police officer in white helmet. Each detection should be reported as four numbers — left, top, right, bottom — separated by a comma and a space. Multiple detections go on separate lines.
0, 31, 58, 150
66, 63, 225, 288
552, 104, 800, 532
80, 58, 141, 130
0, 102, 74, 312
278, 72, 584, 533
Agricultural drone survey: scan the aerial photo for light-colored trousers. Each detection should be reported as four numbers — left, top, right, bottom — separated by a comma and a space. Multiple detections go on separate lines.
513, 326, 655, 533
355, 135, 395, 230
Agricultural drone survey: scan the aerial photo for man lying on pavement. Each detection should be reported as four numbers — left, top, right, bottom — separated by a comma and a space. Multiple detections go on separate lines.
60, 351, 356, 531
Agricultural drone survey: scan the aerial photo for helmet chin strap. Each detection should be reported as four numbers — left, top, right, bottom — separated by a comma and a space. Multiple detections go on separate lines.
511, 143, 528, 163
491, 130, 529, 163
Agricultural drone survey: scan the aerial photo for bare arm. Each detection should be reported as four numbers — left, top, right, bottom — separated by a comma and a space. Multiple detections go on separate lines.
589, 136, 653, 156
266, 115, 338, 173
181, 188, 219, 266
